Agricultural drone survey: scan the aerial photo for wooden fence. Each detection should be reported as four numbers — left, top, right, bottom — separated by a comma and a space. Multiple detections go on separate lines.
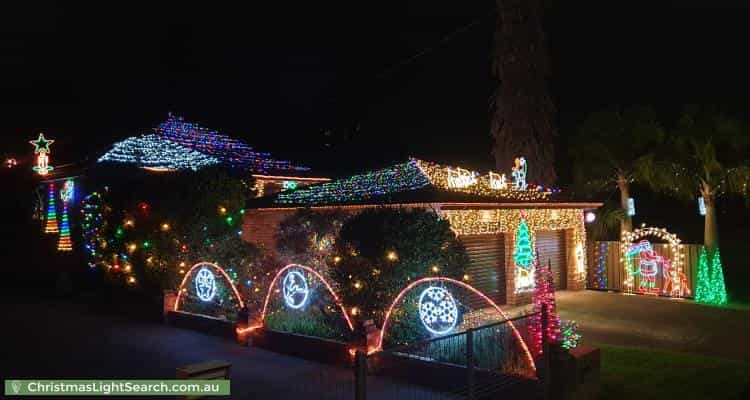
586, 241, 703, 298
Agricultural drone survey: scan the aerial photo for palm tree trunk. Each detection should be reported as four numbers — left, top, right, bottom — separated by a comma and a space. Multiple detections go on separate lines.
701, 184, 719, 252
617, 175, 632, 234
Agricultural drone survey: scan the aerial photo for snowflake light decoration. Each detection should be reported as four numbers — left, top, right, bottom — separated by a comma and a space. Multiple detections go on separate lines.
195, 267, 217, 302
282, 270, 309, 309
418, 286, 459, 335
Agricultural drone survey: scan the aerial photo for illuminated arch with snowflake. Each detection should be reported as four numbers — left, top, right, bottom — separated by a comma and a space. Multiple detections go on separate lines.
174, 262, 245, 311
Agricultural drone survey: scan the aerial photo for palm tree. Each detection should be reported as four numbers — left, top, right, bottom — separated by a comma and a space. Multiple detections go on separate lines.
636, 107, 750, 252
570, 106, 666, 233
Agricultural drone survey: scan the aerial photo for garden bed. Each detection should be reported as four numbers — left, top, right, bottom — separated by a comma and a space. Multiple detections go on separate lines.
250, 327, 353, 366
166, 310, 236, 339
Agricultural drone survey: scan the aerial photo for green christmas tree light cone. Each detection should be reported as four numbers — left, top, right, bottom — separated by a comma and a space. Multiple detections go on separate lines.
709, 249, 728, 305
514, 216, 534, 269
695, 246, 710, 303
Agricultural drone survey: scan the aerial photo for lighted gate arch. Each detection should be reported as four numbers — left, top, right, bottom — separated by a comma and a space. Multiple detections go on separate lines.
174, 262, 245, 311
621, 226, 689, 297
378, 277, 536, 373
260, 264, 354, 331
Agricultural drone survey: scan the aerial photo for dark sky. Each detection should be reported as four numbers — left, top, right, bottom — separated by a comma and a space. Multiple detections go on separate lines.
2, 1, 749, 179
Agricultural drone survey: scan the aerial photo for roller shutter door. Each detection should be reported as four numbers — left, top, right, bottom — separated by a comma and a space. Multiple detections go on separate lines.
536, 230, 567, 289
460, 234, 505, 306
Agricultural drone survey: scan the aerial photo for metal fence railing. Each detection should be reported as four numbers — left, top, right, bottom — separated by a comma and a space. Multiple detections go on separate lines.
363, 313, 541, 400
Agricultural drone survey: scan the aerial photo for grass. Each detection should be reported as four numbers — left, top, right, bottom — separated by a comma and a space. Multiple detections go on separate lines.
600, 345, 750, 400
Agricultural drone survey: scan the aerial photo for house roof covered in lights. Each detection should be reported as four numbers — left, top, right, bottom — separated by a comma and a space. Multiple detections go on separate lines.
248, 158, 599, 209
97, 114, 310, 174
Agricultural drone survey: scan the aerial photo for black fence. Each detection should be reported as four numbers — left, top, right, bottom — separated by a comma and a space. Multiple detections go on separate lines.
284, 312, 543, 400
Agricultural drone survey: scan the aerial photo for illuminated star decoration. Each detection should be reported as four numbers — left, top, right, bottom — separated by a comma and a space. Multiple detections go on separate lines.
30, 133, 54, 154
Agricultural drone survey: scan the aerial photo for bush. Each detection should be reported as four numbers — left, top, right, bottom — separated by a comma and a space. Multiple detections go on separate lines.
330, 208, 470, 344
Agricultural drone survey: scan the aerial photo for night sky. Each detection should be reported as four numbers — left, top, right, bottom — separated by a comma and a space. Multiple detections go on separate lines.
2, 1, 749, 179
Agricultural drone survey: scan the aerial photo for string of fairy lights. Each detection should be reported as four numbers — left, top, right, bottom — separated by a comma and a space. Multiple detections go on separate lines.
154, 114, 309, 173
98, 134, 221, 171
275, 157, 560, 206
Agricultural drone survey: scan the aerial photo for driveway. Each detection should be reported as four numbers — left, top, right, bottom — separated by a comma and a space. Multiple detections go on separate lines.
556, 290, 750, 360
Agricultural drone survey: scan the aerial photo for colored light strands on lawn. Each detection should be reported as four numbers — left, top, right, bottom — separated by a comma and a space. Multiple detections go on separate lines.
695, 247, 727, 305
276, 160, 431, 205
282, 270, 309, 309
195, 267, 217, 302
44, 183, 59, 233
98, 134, 220, 171
57, 201, 73, 251
418, 286, 459, 335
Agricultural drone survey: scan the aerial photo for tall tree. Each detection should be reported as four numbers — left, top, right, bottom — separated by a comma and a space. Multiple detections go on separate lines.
491, 0, 556, 184
636, 106, 750, 252
570, 106, 665, 233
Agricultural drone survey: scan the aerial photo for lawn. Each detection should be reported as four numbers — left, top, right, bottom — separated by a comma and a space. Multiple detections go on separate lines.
600, 345, 750, 400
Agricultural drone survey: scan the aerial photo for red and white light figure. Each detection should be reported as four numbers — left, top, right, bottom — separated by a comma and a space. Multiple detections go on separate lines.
529, 258, 560, 356
29, 133, 54, 176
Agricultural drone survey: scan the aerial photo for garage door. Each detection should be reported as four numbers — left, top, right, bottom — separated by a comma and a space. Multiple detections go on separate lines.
460, 234, 505, 307
536, 230, 567, 289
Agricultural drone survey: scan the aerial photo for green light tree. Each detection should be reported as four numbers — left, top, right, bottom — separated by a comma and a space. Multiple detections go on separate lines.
514, 216, 534, 269
695, 246, 728, 305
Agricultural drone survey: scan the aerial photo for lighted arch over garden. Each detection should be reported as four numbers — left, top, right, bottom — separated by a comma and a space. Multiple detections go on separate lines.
174, 262, 245, 313
378, 277, 536, 373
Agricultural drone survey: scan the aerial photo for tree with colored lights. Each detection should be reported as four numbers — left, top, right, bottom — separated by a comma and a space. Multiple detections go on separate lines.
491, 0, 556, 184
570, 106, 665, 233
514, 215, 534, 269
635, 107, 750, 253
529, 258, 560, 356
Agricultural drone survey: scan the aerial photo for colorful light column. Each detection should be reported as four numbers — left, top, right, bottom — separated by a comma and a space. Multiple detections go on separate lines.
44, 183, 59, 234
57, 179, 74, 251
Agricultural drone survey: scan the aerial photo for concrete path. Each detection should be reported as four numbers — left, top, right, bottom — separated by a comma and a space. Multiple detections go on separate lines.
556, 290, 750, 360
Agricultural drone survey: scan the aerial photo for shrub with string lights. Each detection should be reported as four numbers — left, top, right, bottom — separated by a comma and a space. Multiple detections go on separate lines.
330, 208, 469, 344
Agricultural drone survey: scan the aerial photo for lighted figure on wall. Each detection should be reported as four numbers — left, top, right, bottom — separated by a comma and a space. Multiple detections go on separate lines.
514, 213, 535, 292
195, 267, 217, 302
511, 157, 527, 190
282, 270, 309, 309
626, 240, 662, 294
446, 167, 477, 188
29, 133, 54, 176
418, 286, 459, 335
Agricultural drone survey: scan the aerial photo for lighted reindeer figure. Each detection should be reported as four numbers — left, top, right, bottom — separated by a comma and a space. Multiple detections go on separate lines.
662, 256, 691, 297
512, 157, 528, 190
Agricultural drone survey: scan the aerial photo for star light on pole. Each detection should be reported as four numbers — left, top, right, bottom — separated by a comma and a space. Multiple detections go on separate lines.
29, 133, 54, 176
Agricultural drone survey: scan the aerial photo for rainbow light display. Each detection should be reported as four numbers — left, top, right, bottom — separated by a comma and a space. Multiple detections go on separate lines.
155, 114, 309, 173
57, 201, 72, 251
44, 183, 59, 234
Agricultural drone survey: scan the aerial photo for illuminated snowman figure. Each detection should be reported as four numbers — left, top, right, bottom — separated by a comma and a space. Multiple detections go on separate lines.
418, 286, 459, 335
282, 270, 309, 309
194, 267, 217, 302
511, 157, 528, 190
